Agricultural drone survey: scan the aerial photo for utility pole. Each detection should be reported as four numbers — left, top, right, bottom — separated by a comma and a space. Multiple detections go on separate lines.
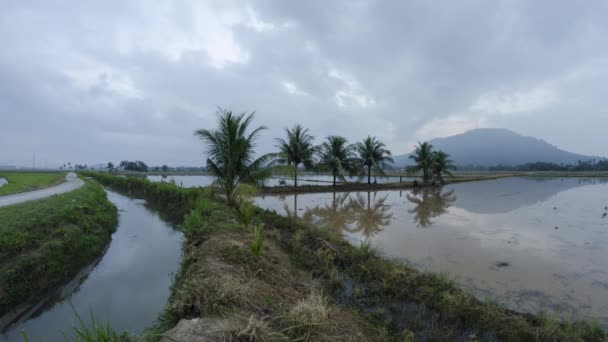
32, 152, 36, 170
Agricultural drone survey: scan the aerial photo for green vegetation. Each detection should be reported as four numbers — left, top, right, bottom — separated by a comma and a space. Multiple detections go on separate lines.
409, 141, 435, 183
409, 141, 455, 183
318, 135, 358, 186
0, 180, 117, 317
354, 136, 394, 184
119, 160, 148, 172
488, 159, 608, 172
86, 172, 607, 341
0, 172, 65, 196
194, 108, 273, 204
250, 222, 265, 257
88, 172, 384, 341
431, 150, 456, 181
275, 124, 318, 187
267, 210, 607, 341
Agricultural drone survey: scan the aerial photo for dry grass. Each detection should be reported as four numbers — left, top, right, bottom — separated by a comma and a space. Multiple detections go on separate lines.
159, 231, 387, 341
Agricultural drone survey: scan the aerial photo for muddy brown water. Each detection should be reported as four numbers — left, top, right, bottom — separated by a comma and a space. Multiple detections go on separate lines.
254, 177, 608, 325
1, 190, 183, 341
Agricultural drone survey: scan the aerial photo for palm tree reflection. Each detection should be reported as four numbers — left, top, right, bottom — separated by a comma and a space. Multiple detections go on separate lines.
345, 192, 393, 237
303, 192, 353, 232
283, 194, 300, 219
407, 187, 456, 227
300, 191, 393, 238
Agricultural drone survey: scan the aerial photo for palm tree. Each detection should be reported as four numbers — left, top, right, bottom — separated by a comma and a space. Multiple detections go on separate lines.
194, 108, 273, 205
275, 124, 317, 187
354, 136, 394, 185
409, 142, 434, 183
318, 136, 357, 186
431, 150, 455, 182
106, 162, 114, 173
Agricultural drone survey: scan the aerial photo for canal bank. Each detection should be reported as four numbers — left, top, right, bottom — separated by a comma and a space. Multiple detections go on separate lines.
87, 172, 607, 341
1, 190, 183, 341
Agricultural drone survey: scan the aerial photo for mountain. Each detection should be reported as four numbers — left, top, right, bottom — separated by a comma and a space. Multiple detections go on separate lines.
393, 128, 599, 167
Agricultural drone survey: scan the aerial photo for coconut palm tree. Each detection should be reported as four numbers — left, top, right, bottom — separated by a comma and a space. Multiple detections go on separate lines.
194, 108, 273, 205
275, 124, 317, 187
431, 150, 455, 182
318, 136, 357, 186
354, 136, 394, 185
409, 142, 434, 183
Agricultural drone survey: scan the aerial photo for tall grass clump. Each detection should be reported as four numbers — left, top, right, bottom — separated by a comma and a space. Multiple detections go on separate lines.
250, 223, 265, 257
179, 198, 214, 239
72, 309, 130, 342
233, 183, 258, 229
283, 293, 330, 339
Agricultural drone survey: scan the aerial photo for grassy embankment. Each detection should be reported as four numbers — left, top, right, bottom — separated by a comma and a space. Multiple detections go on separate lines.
0, 172, 66, 196
87, 172, 607, 341
0, 180, 117, 319
261, 174, 512, 195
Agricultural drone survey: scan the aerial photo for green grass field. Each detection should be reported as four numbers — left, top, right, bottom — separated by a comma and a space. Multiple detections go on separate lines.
0, 172, 66, 196
0, 180, 117, 316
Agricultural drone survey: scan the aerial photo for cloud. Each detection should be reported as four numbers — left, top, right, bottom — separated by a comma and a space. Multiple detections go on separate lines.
470, 83, 557, 116
1, 0, 607, 167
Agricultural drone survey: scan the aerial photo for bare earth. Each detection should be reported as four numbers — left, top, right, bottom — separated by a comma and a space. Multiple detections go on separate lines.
0, 173, 84, 207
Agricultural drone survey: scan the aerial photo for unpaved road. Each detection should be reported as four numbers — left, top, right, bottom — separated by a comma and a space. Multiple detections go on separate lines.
0, 172, 84, 208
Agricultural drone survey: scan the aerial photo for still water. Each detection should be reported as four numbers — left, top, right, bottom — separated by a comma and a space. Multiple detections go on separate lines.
0, 178, 6, 188
147, 174, 416, 187
1, 190, 183, 341
254, 177, 608, 324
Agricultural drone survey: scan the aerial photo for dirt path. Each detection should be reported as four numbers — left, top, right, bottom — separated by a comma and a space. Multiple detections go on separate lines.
0, 173, 83, 207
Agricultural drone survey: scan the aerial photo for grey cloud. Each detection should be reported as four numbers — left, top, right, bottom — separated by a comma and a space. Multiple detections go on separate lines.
1, 0, 607, 168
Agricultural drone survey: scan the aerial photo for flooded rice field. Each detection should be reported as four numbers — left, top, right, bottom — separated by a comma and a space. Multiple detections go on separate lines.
147, 174, 417, 187
1, 190, 183, 341
254, 177, 608, 324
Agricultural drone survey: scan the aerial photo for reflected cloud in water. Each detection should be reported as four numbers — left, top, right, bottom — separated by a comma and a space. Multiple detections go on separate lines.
254, 177, 608, 325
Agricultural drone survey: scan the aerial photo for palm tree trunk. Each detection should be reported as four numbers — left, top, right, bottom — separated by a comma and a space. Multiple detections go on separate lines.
333, 169, 336, 187
367, 165, 371, 185
294, 165, 298, 187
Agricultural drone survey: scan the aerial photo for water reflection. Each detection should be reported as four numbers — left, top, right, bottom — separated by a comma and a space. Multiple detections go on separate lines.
407, 187, 457, 228
291, 192, 394, 238
344, 192, 393, 237
1, 191, 183, 341
302, 192, 352, 233
254, 177, 608, 325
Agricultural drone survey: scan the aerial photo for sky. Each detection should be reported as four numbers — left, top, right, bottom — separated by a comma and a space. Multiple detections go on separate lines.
1, 0, 607, 167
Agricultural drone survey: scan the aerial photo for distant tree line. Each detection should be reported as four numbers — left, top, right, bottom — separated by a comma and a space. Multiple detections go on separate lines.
486, 159, 608, 172
119, 160, 148, 172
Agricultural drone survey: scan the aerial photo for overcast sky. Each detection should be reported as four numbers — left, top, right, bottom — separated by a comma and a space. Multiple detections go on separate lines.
1, 1, 607, 167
